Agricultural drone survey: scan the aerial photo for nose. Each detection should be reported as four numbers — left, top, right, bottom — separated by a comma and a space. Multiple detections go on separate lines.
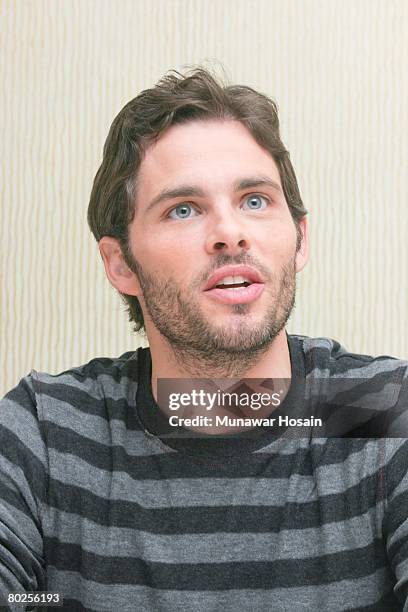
205, 209, 251, 255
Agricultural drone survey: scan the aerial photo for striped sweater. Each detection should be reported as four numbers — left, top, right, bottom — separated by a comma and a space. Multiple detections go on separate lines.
1, 335, 408, 611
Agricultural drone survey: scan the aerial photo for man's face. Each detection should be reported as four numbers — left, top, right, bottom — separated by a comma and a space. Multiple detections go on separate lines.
125, 119, 307, 354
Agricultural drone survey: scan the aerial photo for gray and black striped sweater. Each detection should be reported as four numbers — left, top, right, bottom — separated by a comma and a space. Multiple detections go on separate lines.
1, 335, 408, 611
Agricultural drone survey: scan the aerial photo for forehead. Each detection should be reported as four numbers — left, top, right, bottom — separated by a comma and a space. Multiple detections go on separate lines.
137, 119, 282, 193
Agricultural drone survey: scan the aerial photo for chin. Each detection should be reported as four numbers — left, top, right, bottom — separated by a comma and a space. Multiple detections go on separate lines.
211, 309, 260, 329
209, 318, 269, 344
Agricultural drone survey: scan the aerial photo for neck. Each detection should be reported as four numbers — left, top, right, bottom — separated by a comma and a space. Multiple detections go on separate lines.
147, 327, 292, 402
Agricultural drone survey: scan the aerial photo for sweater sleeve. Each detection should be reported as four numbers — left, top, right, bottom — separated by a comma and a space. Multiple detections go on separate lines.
0, 374, 48, 607
383, 370, 408, 610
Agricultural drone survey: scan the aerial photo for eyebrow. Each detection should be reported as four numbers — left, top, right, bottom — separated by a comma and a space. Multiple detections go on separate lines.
145, 175, 283, 213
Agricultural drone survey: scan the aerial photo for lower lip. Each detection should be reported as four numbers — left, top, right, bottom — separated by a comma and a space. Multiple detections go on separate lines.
204, 283, 265, 304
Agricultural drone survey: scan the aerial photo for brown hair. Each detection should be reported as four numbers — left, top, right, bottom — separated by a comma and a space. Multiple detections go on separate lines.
87, 66, 307, 332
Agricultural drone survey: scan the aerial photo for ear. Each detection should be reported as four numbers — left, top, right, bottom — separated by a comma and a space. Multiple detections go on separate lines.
295, 216, 309, 273
98, 236, 142, 296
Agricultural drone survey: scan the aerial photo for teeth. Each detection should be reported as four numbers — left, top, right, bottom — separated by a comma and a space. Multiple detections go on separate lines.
216, 275, 251, 287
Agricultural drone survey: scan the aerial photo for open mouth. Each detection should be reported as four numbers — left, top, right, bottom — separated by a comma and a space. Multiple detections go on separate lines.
204, 272, 264, 304
214, 276, 253, 290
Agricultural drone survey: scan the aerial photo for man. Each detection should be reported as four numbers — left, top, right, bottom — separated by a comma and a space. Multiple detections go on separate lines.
1, 67, 407, 611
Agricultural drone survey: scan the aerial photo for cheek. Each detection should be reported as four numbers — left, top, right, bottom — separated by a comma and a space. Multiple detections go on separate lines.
139, 224, 205, 261
259, 224, 297, 262
132, 227, 197, 277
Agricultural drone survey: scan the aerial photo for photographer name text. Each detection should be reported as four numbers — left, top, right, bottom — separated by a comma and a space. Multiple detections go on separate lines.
168, 415, 323, 428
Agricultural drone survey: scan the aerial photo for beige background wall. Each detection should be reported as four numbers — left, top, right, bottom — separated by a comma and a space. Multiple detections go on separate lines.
1, 0, 407, 395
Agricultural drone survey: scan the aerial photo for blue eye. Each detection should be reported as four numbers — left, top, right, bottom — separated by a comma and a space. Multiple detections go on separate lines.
168, 203, 197, 219
243, 194, 268, 210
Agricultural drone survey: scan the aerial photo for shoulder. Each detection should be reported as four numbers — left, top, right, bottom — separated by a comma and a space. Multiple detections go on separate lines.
290, 334, 408, 438
1, 347, 149, 428
29, 350, 139, 391
290, 334, 408, 380
29, 348, 142, 395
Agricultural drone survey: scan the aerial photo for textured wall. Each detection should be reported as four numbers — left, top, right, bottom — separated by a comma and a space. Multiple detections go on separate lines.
1, 0, 407, 394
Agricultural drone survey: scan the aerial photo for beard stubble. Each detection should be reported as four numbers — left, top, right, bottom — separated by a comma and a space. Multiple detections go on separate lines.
125, 251, 297, 377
